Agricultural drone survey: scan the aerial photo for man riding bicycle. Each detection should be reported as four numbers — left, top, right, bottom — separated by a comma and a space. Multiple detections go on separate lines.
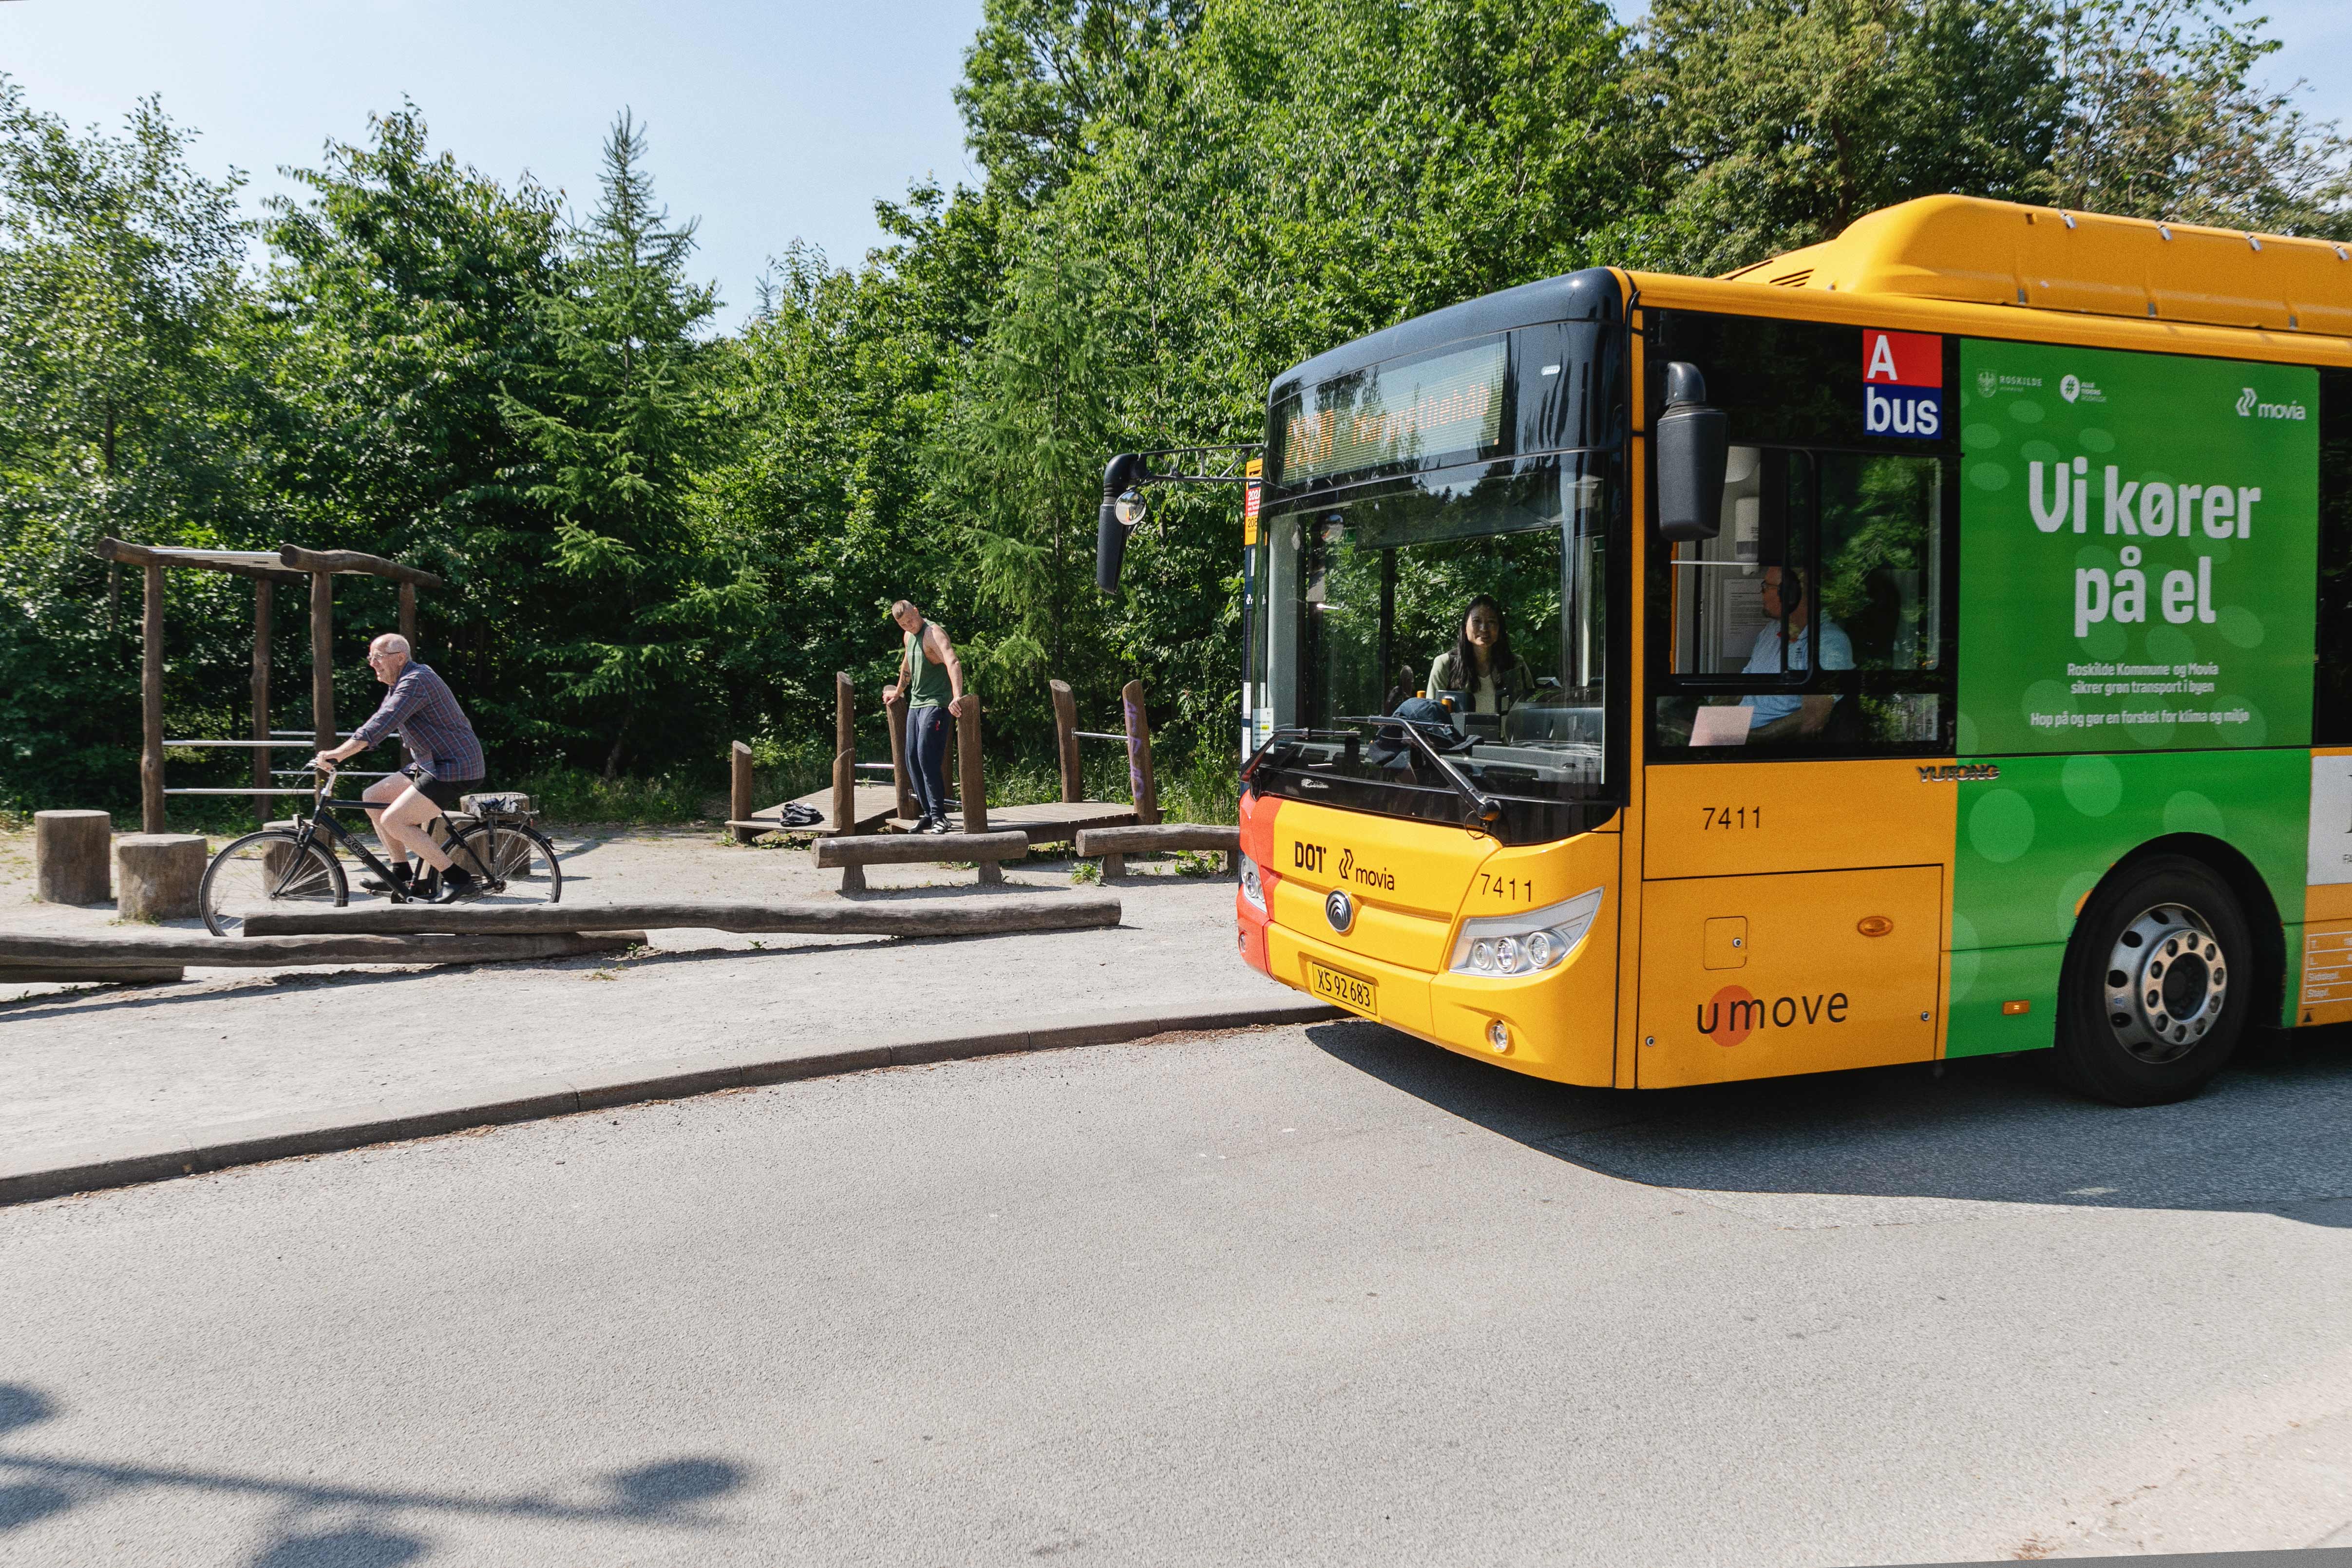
311, 633, 487, 903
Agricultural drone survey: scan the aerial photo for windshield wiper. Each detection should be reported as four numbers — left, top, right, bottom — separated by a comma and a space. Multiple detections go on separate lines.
1334, 714, 1503, 830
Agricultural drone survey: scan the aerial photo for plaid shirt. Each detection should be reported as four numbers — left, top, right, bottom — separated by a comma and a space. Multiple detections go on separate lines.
353, 660, 485, 782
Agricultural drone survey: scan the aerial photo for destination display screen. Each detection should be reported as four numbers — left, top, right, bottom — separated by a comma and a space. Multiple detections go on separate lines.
1278, 337, 1508, 485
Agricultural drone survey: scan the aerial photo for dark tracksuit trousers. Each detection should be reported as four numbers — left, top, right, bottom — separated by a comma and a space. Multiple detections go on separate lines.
906, 703, 950, 821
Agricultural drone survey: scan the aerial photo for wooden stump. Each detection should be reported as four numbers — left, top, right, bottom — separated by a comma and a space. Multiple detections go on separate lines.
114, 833, 207, 922
34, 811, 111, 905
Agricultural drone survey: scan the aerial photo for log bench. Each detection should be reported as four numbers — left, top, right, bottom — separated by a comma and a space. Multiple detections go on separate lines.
0, 931, 643, 971
242, 893, 1120, 938
1074, 823, 1240, 881
812, 829, 1029, 892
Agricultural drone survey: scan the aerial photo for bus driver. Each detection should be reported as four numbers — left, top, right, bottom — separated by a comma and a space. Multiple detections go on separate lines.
1742, 566, 1852, 740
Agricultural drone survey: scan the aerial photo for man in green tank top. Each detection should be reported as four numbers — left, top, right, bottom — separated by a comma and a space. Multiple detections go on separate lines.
883, 599, 968, 833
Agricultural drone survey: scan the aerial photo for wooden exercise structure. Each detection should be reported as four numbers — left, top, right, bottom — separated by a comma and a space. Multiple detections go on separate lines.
91, 538, 446, 834
727, 675, 1162, 847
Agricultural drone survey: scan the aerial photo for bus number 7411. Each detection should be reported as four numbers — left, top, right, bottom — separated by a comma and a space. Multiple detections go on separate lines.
1477, 872, 1535, 904
1702, 806, 1761, 831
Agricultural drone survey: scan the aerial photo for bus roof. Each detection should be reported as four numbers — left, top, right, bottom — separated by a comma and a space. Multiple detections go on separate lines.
1715, 194, 2352, 337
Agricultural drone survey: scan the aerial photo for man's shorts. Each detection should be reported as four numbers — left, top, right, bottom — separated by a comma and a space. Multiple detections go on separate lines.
400, 764, 480, 813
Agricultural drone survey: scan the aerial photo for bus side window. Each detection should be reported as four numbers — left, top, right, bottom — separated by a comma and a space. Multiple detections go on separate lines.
2316, 367, 2352, 745
1656, 448, 1950, 758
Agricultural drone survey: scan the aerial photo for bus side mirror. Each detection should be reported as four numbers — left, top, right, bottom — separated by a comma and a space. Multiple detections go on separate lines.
1095, 452, 1147, 594
1655, 362, 1729, 542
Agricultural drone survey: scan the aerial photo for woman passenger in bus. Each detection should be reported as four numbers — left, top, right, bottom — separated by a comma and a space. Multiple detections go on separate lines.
1426, 594, 1536, 716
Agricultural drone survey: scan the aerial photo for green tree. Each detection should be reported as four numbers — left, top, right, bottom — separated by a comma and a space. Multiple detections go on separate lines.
1630, 0, 2063, 273
498, 111, 736, 776
262, 104, 569, 756
0, 77, 263, 808
2035, 0, 2350, 231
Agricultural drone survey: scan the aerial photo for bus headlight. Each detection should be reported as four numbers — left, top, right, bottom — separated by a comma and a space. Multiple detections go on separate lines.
1238, 852, 1266, 912
1450, 887, 1604, 976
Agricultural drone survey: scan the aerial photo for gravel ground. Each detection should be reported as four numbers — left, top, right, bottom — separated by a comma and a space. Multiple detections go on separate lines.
0, 824, 1282, 1163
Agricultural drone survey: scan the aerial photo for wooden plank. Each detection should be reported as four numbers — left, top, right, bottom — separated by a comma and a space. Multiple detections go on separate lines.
0, 964, 184, 985
239, 895, 1118, 938
1076, 824, 1240, 855
732, 782, 898, 838
0, 931, 644, 966
814, 830, 1029, 867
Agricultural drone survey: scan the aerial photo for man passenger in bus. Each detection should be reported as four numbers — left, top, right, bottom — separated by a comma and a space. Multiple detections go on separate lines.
1742, 565, 1852, 740
1426, 594, 1535, 717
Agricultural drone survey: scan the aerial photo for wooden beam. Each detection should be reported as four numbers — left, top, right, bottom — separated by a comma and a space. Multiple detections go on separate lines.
833, 671, 855, 839
0, 963, 184, 986
238, 894, 1117, 938
309, 569, 334, 756
1051, 680, 1082, 803
1075, 824, 1239, 856
814, 829, 1027, 867
730, 741, 756, 846
0, 931, 644, 966
277, 543, 445, 589
141, 563, 165, 833
884, 688, 914, 821
1122, 679, 1160, 825
251, 579, 272, 827
92, 536, 306, 586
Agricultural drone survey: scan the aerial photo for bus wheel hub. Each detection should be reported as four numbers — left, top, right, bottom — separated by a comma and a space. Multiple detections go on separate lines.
2103, 904, 2226, 1065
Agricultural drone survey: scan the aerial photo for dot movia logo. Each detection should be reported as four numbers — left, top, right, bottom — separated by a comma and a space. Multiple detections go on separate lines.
2238, 385, 2307, 420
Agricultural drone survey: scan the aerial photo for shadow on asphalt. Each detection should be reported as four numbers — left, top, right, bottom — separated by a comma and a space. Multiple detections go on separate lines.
0, 1380, 746, 1563
1307, 1018, 2352, 1227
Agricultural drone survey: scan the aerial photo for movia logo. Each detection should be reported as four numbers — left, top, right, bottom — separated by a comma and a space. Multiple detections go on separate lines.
1862, 328, 1942, 439
2238, 385, 2308, 420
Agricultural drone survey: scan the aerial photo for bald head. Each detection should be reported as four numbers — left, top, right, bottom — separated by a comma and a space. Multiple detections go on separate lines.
366, 633, 411, 685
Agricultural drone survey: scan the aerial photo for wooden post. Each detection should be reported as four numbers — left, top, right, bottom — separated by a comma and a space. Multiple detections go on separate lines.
394, 580, 418, 770
885, 689, 915, 822
141, 564, 165, 833
956, 693, 995, 881
1051, 680, 1082, 803
730, 741, 755, 846
1122, 679, 1159, 825
34, 811, 112, 905
309, 570, 334, 755
251, 579, 272, 826
833, 672, 855, 836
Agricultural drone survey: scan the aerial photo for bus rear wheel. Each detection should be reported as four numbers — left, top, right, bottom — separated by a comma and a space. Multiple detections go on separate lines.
2055, 854, 2249, 1106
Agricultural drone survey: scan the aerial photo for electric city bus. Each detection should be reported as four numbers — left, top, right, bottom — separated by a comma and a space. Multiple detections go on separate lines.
1116, 195, 2352, 1105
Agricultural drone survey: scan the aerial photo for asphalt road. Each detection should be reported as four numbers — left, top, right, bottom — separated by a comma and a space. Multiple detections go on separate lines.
5, 1020, 2352, 1566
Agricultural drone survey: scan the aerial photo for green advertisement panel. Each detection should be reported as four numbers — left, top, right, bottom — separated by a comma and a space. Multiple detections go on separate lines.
1956, 341, 2319, 756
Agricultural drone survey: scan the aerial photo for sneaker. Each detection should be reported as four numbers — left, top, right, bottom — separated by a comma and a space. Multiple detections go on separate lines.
923, 817, 954, 835
429, 867, 480, 904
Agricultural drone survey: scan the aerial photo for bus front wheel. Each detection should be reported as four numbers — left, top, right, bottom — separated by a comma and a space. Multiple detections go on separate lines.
2055, 854, 2250, 1106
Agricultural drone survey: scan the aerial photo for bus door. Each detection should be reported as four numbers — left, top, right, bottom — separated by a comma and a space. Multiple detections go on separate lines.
1636, 442, 1956, 1086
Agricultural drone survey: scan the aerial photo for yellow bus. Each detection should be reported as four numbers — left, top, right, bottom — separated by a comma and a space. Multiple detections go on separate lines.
1144, 195, 2352, 1105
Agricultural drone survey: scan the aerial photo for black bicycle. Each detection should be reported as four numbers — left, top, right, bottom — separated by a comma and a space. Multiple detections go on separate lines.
199, 763, 562, 936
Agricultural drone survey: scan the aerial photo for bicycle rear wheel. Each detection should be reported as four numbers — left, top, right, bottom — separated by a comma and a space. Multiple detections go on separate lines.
448, 821, 562, 904
200, 830, 348, 937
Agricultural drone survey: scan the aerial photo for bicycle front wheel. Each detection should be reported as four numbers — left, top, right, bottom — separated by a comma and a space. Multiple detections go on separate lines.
448, 821, 563, 904
200, 830, 348, 937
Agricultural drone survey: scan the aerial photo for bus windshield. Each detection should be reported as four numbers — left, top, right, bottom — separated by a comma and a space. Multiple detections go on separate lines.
1247, 452, 1614, 841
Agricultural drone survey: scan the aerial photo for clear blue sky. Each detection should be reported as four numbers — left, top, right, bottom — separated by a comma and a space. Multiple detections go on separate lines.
2, 0, 2345, 329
